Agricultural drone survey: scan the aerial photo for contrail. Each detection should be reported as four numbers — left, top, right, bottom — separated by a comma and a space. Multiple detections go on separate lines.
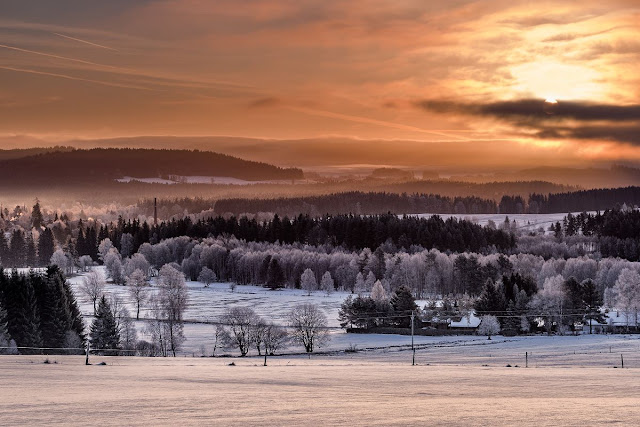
0, 43, 257, 92
0, 66, 159, 91
288, 106, 470, 141
0, 43, 125, 70
53, 32, 119, 52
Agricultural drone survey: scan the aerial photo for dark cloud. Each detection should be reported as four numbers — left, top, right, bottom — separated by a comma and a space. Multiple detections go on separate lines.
417, 99, 640, 122
535, 125, 640, 145
248, 97, 281, 109
417, 98, 640, 144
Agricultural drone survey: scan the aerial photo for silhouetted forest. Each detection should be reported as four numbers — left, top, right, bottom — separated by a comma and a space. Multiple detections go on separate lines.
0, 148, 303, 184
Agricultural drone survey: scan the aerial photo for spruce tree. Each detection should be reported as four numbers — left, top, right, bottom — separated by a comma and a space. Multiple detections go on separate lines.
0, 233, 8, 267
390, 286, 417, 328
39, 269, 72, 349
37, 228, 55, 267
502, 301, 520, 336
5, 272, 42, 351
25, 235, 37, 267
266, 258, 285, 289
9, 230, 26, 268
31, 200, 44, 229
90, 296, 120, 355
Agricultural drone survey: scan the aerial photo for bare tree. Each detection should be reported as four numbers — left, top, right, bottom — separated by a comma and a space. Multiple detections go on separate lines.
81, 270, 105, 315
127, 269, 150, 320
221, 306, 259, 356
157, 264, 188, 356
263, 324, 289, 355
288, 303, 330, 353
212, 324, 228, 357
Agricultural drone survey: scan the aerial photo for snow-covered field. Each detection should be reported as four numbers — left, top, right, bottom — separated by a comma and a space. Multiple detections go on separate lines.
67, 269, 437, 355
2, 335, 640, 426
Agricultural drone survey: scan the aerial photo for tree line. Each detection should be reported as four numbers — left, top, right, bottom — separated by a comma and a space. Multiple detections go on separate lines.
0, 267, 85, 354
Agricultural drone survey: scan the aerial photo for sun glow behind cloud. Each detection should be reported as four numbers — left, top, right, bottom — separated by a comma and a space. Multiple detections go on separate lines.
0, 0, 638, 167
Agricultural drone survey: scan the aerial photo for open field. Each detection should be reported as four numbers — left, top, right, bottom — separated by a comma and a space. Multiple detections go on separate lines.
2, 348, 640, 426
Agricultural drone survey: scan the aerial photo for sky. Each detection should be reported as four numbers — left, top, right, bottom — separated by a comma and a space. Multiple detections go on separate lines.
1, 0, 639, 168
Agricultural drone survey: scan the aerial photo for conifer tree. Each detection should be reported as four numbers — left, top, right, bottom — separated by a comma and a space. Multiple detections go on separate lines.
90, 296, 120, 355
0, 233, 8, 267
31, 200, 44, 230
25, 235, 37, 267
4, 272, 42, 351
37, 227, 55, 267
266, 258, 285, 289
390, 286, 417, 328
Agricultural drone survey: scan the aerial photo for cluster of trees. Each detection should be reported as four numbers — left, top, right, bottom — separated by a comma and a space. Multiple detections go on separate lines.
214, 186, 640, 217
338, 285, 417, 330
215, 192, 499, 217
80, 264, 188, 357
218, 303, 330, 358
548, 210, 640, 261
149, 213, 515, 252
0, 267, 85, 353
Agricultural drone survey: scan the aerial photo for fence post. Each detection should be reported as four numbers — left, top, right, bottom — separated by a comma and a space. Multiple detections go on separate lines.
525, 351, 528, 368
85, 341, 90, 365
621, 354, 624, 369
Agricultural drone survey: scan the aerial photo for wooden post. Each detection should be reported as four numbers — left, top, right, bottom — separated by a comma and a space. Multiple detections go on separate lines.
411, 311, 415, 366
621, 354, 624, 369
85, 341, 90, 365
264, 353, 267, 367
525, 352, 528, 368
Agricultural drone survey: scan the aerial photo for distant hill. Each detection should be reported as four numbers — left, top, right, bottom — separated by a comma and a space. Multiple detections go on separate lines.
458, 165, 640, 189
0, 148, 304, 184
0, 146, 74, 161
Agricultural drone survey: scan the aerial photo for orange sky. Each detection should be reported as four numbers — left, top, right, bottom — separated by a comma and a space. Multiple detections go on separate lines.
1, 0, 639, 167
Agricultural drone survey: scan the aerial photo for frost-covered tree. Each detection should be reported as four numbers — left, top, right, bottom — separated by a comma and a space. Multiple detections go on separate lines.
613, 268, 640, 330
97, 238, 114, 262
80, 270, 105, 315
370, 280, 387, 302
288, 303, 330, 353
320, 271, 334, 296
50, 249, 70, 275
77, 255, 93, 272
198, 267, 217, 288
364, 271, 376, 292
157, 264, 188, 356
529, 275, 567, 335
354, 272, 365, 294
126, 269, 149, 320
103, 248, 124, 285
124, 253, 151, 278
477, 315, 500, 340
221, 306, 259, 356
300, 268, 317, 296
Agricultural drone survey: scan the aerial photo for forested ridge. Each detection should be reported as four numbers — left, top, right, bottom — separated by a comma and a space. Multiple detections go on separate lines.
0, 148, 303, 183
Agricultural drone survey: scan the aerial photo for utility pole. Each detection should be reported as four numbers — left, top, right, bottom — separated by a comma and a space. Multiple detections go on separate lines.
411, 311, 415, 366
